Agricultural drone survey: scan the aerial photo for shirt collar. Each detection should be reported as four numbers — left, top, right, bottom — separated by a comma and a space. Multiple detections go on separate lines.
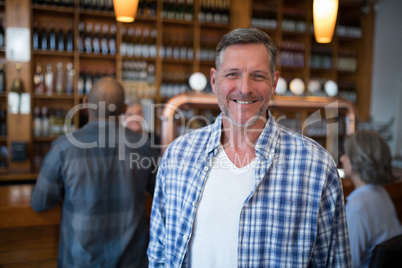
205, 111, 280, 160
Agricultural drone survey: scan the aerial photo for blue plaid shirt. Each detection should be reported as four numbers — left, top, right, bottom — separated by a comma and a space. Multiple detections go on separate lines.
148, 113, 352, 267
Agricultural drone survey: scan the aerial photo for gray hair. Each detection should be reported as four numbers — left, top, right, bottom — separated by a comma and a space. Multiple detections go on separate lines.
215, 28, 277, 79
344, 130, 397, 185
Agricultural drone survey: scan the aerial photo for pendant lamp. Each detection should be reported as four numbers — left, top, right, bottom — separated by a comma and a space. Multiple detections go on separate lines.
113, 0, 139, 23
313, 0, 339, 43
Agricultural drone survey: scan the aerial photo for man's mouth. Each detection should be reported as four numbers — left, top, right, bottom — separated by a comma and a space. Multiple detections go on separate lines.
234, 100, 257, 104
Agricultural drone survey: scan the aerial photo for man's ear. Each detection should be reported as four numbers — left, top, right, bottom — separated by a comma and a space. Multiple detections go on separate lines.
210, 68, 218, 94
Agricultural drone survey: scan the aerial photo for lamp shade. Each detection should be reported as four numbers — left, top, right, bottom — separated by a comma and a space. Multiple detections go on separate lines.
113, 0, 139, 23
313, 0, 339, 43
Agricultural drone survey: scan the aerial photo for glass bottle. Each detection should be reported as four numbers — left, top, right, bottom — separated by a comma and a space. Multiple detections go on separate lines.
78, 22, 84, 53
85, 22, 93, 53
33, 106, 42, 137
33, 21, 39, 50
41, 22, 48, 50
34, 63, 44, 94
57, 23, 65, 51
65, 62, 74, 95
49, 22, 56, 51
67, 23, 74, 52
44, 63, 54, 95
92, 23, 101, 54
101, 24, 109, 55
55, 62, 64, 94
108, 24, 117, 55
41, 106, 49, 136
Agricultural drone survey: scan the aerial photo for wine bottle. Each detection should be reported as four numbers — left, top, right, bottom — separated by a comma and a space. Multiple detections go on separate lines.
34, 63, 44, 94
65, 62, 74, 95
101, 24, 109, 55
44, 63, 54, 95
108, 24, 117, 55
85, 22, 93, 53
49, 22, 56, 51
33, 21, 39, 50
67, 23, 74, 52
78, 22, 84, 52
92, 23, 101, 54
55, 62, 64, 94
57, 23, 65, 51
77, 67, 85, 95
41, 23, 48, 50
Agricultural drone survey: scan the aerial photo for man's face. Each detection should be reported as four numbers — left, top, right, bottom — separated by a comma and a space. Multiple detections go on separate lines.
124, 104, 144, 133
211, 43, 279, 127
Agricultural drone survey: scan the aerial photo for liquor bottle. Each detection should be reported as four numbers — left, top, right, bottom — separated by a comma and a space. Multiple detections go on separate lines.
0, 63, 4, 93
77, 66, 85, 95
44, 63, 54, 95
57, 23, 65, 51
162, 0, 168, 18
33, 106, 42, 137
55, 62, 64, 94
65, 62, 74, 95
186, 34, 194, 60
149, 29, 157, 59
141, 28, 150, 58
84, 67, 92, 94
179, 34, 187, 60
49, 22, 56, 51
176, 0, 185, 20
165, 33, 172, 59
78, 22, 84, 52
33, 21, 39, 50
0, 19, 3, 48
0, 109, 6, 136
101, 24, 109, 55
41, 106, 50, 136
185, 0, 194, 21
172, 34, 180, 60
41, 23, 48, 50
33, 63, 44, 94
93, 23, 101, 54
120, 27, 127, 56
49, 109, 58, 136
126, 27, 134, 57
85, 22, 93, 53
108, 24, 117, 55
66, 23, 74, 52
134, 28, 142, 57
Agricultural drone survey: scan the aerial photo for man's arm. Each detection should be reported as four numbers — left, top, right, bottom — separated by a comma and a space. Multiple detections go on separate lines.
31, 143, 64, 212
147, 157, 167, 268
313, 168, 352, 267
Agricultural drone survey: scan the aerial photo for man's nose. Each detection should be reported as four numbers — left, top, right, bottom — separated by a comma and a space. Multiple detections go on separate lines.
239, 76, 253, 95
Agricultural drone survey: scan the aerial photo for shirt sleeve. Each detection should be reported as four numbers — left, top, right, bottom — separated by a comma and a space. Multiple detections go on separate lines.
312, 167, 353, 267
30, 142, 64, 212
147, 156, 167, 268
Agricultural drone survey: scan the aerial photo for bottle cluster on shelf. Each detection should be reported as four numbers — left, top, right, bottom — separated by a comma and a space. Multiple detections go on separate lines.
32, 21, 74, 52
310, 46, 333, 70
160, 32, 194, 61
162, 0, 194, 21
34, 62, 75, 95
337, 48, 358, 72
122, 60, 156, 99
78, 65, 115, 95
160, 72, 190, 99
198, 0, 230, 24
251, 3, 277, 30
33, 106, 72, 137
78, 0, 114, 12
337, 25, 362, 39
32, 0, 74, 8
78, 22, 117, 55
120, 27, 157, 59
278, 41, 305, 68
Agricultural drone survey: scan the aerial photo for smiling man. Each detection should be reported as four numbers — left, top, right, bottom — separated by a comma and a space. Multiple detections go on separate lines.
148, 28, 352, 267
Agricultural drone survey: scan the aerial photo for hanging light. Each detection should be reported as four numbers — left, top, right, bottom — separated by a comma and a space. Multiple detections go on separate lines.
113, 0, 139, 23
313, 0, 339, 43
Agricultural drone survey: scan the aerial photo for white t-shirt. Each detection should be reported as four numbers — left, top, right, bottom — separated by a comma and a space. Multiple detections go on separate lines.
188, 146, 256, 268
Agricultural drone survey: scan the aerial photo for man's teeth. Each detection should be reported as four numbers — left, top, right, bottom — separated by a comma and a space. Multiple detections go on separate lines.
236, 100, 254, 104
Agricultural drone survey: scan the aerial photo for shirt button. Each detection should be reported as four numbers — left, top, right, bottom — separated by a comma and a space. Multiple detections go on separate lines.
203, 166, 209, 171
183, 234, 189, 240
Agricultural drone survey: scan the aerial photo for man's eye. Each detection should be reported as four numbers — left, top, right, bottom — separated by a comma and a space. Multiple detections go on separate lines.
226, 73, 238, 77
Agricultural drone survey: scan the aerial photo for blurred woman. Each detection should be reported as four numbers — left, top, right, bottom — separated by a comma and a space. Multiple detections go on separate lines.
340, 130, 402, 268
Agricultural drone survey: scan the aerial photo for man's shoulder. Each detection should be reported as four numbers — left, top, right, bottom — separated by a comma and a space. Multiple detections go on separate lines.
165, 124, 213, 155
276, 124, 335, 165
